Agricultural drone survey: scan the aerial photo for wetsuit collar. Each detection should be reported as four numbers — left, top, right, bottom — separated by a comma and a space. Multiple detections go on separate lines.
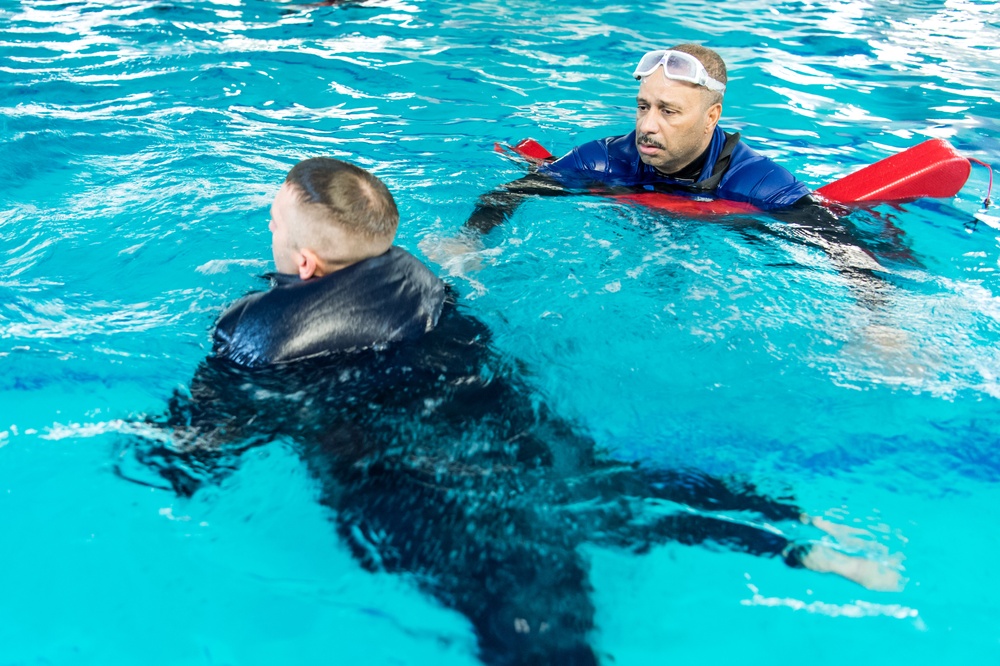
265, 248, 398, 288
266, 272, 301, 287
656, 143, 711, 182
697, 126, 728, 185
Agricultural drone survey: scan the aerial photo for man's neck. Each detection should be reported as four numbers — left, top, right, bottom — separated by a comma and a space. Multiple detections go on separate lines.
656, 142, 712, 182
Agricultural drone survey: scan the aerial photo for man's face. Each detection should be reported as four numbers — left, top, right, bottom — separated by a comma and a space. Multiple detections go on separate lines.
269, 182, 303, 275
634, 73, 721, 175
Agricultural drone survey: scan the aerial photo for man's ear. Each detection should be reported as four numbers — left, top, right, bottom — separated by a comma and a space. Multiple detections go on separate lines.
297, 248, 322, 280
706, 102, 722, 131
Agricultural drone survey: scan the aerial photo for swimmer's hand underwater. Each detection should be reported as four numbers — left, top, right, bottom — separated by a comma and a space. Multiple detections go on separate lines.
419, 228, 485, 275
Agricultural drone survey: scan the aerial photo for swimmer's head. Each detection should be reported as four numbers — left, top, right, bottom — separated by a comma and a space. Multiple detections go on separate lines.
633, 44, 726, 174
270, 157, 399, 279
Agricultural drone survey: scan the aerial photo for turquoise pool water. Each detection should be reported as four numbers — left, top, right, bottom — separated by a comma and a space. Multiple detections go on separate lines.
2, 0, 1000, 663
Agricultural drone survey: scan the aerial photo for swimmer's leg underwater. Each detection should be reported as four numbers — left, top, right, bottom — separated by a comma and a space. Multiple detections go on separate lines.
559, 463, 903, 592
310, 438, 602, 666
294, 310, 605, 665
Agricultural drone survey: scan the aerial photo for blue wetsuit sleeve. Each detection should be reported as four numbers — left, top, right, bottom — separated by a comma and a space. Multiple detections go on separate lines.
540, 140, 611, 187
464, 135, 624, 232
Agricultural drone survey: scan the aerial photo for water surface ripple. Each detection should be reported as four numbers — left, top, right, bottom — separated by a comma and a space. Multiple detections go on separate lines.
2, 1, 1000, 664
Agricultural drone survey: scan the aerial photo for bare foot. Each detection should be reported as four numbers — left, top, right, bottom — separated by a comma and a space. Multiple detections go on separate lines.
805, 515, 886, 554
798, 543, 906, 592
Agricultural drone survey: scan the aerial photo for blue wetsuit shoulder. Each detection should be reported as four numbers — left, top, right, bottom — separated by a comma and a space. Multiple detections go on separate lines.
213, 246, 446, 368
542, 131, 657, 188
715, 140, 810, 211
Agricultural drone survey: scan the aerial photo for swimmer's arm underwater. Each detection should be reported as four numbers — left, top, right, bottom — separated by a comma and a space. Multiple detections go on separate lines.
419, 172, 570, 268
465, 172, 571, 233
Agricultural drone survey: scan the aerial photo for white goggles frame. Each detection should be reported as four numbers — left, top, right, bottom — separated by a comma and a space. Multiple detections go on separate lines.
632, 50, 726, 93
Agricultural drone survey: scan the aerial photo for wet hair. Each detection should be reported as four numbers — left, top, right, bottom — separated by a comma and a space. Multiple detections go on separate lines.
285, 157, 399, 244
670, 43, 727, 106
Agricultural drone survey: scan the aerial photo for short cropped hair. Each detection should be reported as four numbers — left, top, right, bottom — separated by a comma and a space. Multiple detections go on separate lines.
670, 43, 727, 106
285, 157, 399, 251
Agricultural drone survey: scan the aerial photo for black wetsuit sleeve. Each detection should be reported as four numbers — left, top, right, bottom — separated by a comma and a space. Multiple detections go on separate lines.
774, 194, 874, 251
772, 194, 898, 311
465, 172, 569, 234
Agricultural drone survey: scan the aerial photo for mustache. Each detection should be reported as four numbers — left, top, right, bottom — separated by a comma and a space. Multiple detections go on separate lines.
636, 133, 664, 149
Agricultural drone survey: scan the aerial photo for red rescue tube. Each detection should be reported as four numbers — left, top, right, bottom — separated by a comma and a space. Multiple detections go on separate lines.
610, 191, 759, 216
816, 139, 971, 204
495, 137, 974, 215
495, 138, 554, 163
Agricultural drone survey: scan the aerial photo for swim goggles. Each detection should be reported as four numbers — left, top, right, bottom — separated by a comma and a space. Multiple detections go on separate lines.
632, 50, 726, 93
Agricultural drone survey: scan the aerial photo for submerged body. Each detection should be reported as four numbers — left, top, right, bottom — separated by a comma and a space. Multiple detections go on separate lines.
124, 245, 887, 665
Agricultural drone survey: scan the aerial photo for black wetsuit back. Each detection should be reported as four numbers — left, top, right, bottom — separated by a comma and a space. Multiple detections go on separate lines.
212, 246, 445, 367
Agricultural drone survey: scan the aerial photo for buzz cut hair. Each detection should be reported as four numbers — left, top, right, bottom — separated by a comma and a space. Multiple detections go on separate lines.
285, 157, 399, 246
670, 43, 727, 106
